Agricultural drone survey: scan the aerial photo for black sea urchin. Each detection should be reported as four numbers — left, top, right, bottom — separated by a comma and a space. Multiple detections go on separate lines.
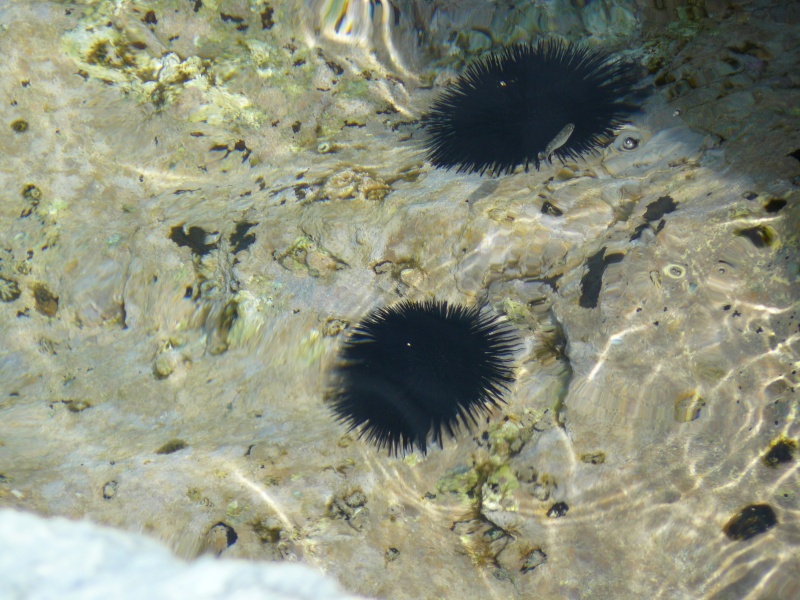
327, 300, 518, 455
423, 39, 640, 176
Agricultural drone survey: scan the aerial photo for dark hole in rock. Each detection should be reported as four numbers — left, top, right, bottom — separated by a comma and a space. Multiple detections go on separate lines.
579, 248, 624, 309
169, 225, 218, 256
642, 195, 677, 222
204, 522, 238, 555
325, 60, 344, 76
220, 12, 245, 23
631, 195, 677, 240
217, 522, 238, 547
521, 548, 547, 573
547, 501, 569, 518
230, 221, 257, 253
763, 437, 797, 467
261, 6, 275, 29
763, 198, 787, 213
723, 504, 777, 541
788, 148, 800, 162
155, 439, 187, 454
541, 201, 563, 217
736, 225, 774, 248
580, 249, 609, 309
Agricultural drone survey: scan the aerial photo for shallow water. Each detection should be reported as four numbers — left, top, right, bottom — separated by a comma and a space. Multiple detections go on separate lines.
0, 1, 798, 598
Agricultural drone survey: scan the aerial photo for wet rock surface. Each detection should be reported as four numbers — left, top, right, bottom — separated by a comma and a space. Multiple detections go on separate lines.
0, 1, 798, 599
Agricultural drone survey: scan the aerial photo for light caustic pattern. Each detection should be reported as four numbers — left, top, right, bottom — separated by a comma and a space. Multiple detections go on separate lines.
317, 0, 395, 43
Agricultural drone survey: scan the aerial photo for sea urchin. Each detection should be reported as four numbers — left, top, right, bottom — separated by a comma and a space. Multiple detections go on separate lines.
327, 300, 518, 455
423, 39, 640, 176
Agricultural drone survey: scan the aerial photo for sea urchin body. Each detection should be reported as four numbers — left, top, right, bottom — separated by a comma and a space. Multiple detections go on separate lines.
423, 39, 640, 176
327, 300, 518, 455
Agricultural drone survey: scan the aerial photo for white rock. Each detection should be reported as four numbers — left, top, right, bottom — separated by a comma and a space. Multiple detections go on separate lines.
0, 509, 367, 600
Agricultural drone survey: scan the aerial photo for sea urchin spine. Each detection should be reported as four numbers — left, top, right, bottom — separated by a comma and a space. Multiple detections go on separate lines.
423, 39, 640, 176
327, 300, 518, 455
